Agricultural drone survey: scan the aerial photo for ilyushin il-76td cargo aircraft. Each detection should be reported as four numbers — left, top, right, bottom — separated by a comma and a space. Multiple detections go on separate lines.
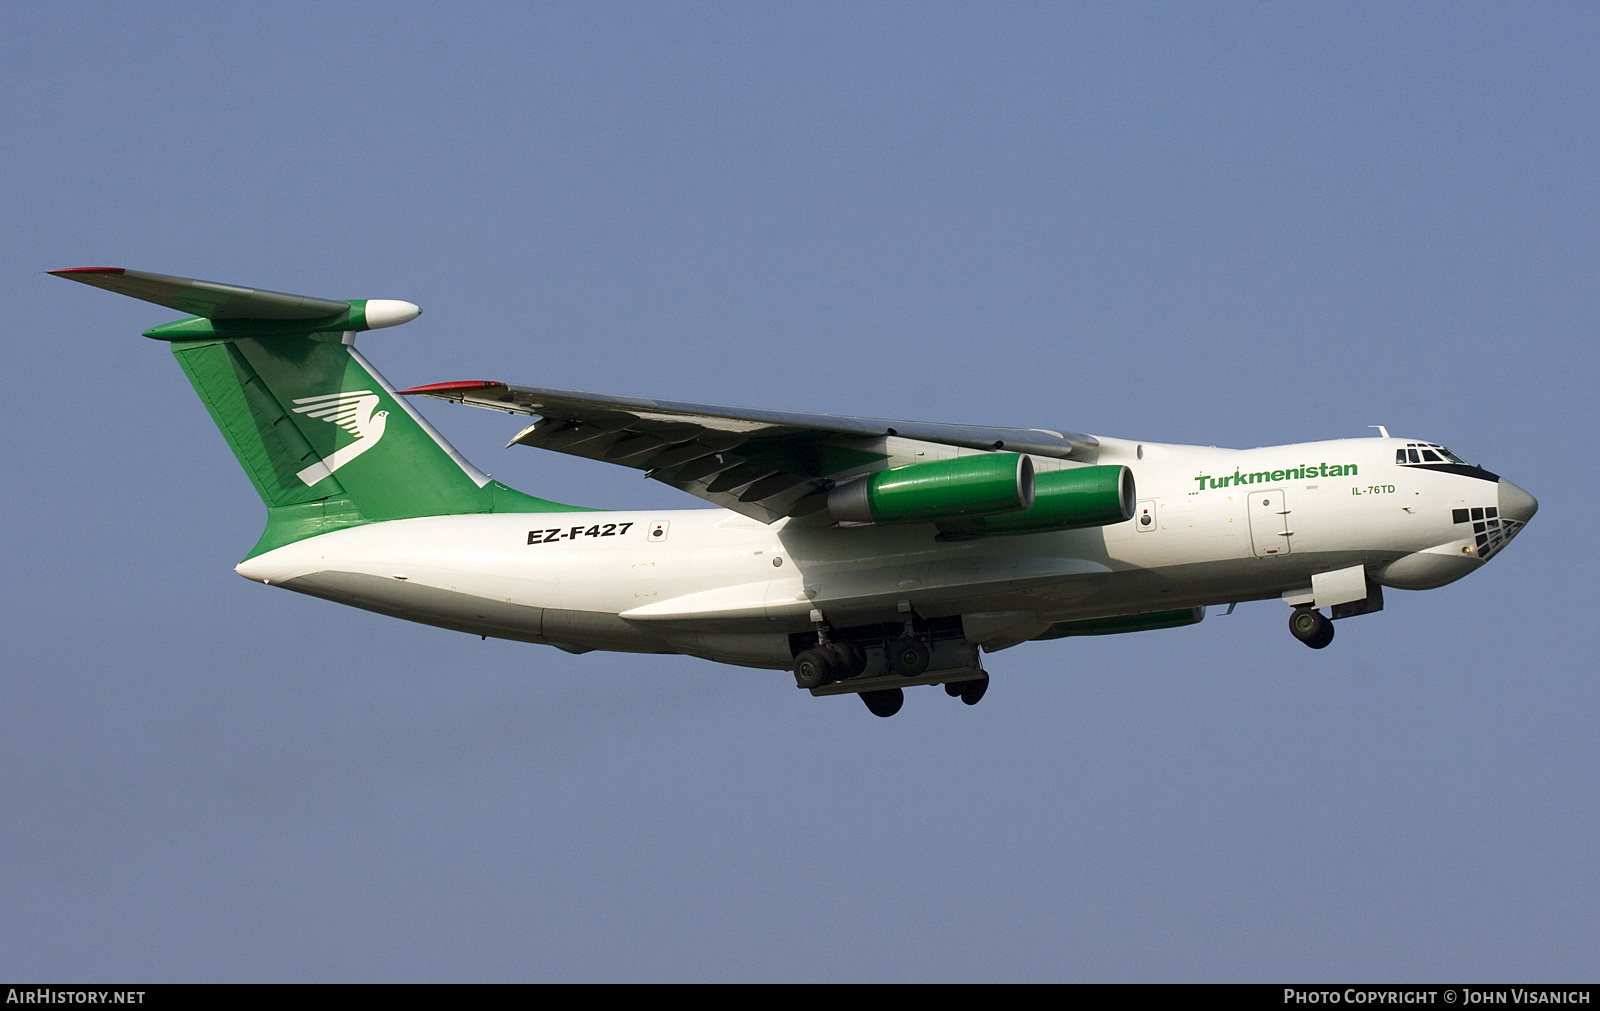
54, 267, 1538, 717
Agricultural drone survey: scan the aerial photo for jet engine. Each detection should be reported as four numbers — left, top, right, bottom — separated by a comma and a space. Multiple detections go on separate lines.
962, 465, 1135, 534
921, 464, 1135, 537
827, 453, 1034, 524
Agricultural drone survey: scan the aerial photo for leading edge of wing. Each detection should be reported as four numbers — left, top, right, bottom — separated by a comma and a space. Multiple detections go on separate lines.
396, 380, 1097, 459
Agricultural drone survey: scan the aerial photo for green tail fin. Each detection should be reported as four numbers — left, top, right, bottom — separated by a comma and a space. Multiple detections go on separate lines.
171, 331, 582, 557
51, 267, 583, 559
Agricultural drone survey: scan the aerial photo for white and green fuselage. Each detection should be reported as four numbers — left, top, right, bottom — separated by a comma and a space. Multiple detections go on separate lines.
53, 267, 1537, 692
235, 434, 1532, 669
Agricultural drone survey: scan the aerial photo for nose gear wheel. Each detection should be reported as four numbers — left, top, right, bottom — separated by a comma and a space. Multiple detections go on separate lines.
1289, 607, 1334, 649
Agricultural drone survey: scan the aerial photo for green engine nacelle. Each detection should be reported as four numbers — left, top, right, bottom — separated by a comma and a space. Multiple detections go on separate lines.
937, 465, 1135, 537
827, 453, 1034, 525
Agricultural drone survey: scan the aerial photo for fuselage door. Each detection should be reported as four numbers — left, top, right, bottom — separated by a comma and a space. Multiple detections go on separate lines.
1248, 489, 1292, 556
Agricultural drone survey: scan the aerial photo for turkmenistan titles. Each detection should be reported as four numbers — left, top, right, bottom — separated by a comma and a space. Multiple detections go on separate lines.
1194, 463, 1357, 490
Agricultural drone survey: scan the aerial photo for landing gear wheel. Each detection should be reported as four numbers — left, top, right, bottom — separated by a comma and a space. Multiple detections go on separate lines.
887, 636, 931, 677
944, 682, 964, 697
860, 688, 904, 717
958, 676, 989, 706
827, 642, 868, 679
1289, 608, 1335, 649
793, 648, 837, 689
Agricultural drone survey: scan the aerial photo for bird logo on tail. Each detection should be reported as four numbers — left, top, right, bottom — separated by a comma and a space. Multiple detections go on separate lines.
291, 390, 389, 486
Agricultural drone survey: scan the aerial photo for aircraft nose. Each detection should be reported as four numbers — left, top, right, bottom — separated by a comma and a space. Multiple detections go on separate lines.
1498, 479, 1538, 525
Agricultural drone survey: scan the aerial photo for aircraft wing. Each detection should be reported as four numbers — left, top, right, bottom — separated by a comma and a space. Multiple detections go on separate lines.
399, 380, 1098, 523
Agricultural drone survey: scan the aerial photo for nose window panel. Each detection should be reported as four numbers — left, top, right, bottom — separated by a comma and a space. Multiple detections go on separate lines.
1455, 504, 1525, 559
1408, 449, 1421, 463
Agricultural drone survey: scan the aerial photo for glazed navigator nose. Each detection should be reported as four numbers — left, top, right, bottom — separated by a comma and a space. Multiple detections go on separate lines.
1498, 479, 1538, 526
1464, 478, 1537, 560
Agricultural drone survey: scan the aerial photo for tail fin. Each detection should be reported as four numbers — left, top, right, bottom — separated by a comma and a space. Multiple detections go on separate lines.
52, 267, 582, 558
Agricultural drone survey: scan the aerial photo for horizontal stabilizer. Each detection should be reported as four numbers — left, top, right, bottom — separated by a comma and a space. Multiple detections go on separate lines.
49, 267, 351, 320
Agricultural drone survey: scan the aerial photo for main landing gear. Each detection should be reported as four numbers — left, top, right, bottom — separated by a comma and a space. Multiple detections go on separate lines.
885, 636, 930, 677
792, 641, 868, 690
791, 623, 989, 717
943, 677, 989, 705
858, 674, 987, 717
1289, 607, 1335, 649
860, 688, 904, 717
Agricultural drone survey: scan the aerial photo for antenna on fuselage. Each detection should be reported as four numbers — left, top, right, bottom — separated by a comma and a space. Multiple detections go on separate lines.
1369, 425, 1390, 439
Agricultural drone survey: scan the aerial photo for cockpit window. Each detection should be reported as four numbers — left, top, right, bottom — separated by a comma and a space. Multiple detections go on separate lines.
1398, 443, 1469, 467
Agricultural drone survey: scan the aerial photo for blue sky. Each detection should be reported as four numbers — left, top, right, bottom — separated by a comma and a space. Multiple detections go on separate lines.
2, 2, 1595, 981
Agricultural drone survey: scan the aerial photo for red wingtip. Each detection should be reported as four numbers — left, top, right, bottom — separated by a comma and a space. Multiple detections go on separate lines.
48, 266, 126, 275
395, 381, 505, 395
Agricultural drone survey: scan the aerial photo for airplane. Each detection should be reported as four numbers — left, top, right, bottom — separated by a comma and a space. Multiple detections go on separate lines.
52, 266, 1539, 717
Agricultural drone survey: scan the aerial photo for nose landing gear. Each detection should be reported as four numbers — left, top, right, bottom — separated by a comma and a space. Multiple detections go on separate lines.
1289, 607, 1335, 649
